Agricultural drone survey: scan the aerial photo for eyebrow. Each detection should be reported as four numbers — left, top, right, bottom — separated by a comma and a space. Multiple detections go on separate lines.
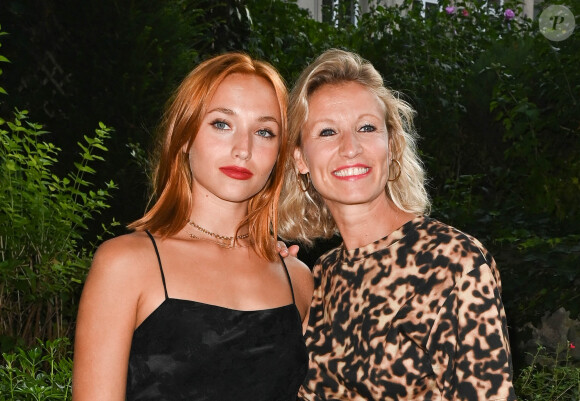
208, 107, 235, 115
310, 113, 383, 124
207, 107, 280, 124
257, 116, 280, 124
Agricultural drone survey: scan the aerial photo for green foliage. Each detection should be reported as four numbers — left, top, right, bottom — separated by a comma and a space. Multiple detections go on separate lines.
245, 0, 327, 82
0, 24, 8, 97
515, 344, 580, 401
0, 109, 117, 349
0, 338, 72, 401
487, 214, 580, 319
0, 0, 258, 228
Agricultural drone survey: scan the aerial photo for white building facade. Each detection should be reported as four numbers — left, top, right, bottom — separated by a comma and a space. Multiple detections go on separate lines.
296, 0, 538, 22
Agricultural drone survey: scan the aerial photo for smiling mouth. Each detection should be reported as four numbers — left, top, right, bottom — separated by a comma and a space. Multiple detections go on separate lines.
333, 167, 370, 177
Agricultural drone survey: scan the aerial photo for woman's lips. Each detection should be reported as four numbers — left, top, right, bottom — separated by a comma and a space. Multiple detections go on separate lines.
219, 166, 254, 180
332, 164, 371, 180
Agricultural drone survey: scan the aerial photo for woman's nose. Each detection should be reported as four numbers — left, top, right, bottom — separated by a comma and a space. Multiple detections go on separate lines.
338, 131, 362, 159
232, 131, 252, 160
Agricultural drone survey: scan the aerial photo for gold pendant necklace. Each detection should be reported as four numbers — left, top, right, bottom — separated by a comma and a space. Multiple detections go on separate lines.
186, 220, 249, 248
187, 233, 249, 249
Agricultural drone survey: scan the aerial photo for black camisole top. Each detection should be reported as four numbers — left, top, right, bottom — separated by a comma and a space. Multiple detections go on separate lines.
126, 231, 308, 400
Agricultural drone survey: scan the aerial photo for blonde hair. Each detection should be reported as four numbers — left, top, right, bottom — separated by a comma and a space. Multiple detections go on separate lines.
278, 49, 430, 245
129, 52, 288, 261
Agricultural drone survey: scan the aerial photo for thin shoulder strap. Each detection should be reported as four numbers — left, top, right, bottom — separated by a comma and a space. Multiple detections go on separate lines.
279, 255, 296, 305
145, 230, 169, 300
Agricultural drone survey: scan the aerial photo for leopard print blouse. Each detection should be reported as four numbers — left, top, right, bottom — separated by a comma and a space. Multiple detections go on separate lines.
299, 216, 516, 401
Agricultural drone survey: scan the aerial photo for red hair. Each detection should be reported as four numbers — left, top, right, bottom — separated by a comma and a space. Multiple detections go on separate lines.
129, 52, 288, 261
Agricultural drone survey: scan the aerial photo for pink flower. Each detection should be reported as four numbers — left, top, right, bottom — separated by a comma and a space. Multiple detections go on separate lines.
462, 8, 469, 16
445, 6, 455, 14
504, 9, 515, 20
571, 342, 576, 349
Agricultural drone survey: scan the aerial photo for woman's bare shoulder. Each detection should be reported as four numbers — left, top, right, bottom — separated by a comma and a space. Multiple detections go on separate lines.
284, 256, 312, 279
93, 231, 153, 261
88, 231, 158, 282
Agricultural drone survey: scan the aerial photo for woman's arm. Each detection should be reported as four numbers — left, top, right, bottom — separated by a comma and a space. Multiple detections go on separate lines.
72, 237, 143, 401
429, 262, 516, 401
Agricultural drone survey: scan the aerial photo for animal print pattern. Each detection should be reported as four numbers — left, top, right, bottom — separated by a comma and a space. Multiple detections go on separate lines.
298, 216, 516, 401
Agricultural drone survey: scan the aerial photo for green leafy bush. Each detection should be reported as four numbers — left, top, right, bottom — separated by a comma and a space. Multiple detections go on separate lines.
0, 338, 72, 401
0, 109, 117, 350
515, 344, 580, 401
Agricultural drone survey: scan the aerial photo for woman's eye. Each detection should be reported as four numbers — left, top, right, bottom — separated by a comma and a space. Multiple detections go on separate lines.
320, 128, 336, 137
212, 120, 230, 130
257, 129, 276, 138
360, 124, 376, 132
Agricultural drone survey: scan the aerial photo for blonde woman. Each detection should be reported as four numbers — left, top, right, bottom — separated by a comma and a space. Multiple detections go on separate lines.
279, 49, 515, 401
73, 52, 313, 401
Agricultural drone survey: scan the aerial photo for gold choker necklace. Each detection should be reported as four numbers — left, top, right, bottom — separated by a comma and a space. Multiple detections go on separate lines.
187, 220, 249, 242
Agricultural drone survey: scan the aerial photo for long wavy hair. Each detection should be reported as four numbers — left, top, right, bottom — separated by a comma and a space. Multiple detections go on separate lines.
129, 52, 288, 261
278, 49, 430, 245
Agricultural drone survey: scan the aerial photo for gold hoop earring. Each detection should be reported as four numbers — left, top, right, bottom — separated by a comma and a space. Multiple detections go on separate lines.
298, 172, 311, 192
388, 159, 402, 182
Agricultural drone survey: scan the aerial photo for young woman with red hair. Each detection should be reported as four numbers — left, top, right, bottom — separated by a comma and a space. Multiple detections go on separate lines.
72, 52, 312, 401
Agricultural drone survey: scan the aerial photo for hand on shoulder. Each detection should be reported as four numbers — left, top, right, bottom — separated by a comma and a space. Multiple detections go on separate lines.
277, 240, 300, 258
